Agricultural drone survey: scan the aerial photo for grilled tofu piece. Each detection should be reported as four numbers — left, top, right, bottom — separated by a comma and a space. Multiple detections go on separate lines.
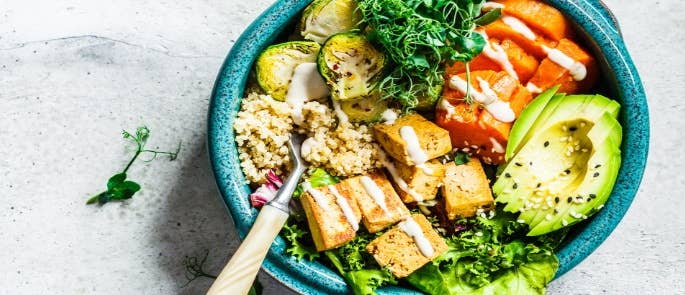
373, 113, 452, 166
391, 159, 446, 203
339, 171, 409, 233
366, 214, 448, 278
441, 159, 495, 220
300, 183, 362, 251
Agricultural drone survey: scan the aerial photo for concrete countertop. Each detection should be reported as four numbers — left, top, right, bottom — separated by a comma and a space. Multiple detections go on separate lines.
2, 0, 683, 294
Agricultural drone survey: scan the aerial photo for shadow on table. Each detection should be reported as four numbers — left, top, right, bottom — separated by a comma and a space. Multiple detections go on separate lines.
148, 131, 295, 295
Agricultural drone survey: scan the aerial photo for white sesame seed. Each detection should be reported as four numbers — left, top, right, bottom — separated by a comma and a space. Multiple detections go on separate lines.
559, 136, 568, 142
582, 148, 589, 153
565, 151, 572, 157
597, 204, 605, 210
545, 214, 553, 221
580, 122, 587, 127
517, 219, 526, 224
562, 125, 568, 131
562, 219, 569, 226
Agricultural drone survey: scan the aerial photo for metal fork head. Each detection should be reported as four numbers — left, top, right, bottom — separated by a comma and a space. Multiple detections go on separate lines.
287, 133, 307, 173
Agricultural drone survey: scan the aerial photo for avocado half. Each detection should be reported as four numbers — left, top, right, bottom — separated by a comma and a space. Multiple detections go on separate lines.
493, 89, 622, 236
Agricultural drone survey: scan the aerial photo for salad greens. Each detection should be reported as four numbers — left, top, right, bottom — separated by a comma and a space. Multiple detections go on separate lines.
86, 126, 180, 205
281, 169, 564, 295
406, 210, 563, 294
357, 0, 500, 109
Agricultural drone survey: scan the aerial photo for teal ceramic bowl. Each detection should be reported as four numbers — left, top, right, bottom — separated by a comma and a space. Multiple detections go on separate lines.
208, 1, 649, 293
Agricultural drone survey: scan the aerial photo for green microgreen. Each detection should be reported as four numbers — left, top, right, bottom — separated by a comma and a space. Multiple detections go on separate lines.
86, 126, 181, 205
454, 151, 471, 165
358, 0, 494, 109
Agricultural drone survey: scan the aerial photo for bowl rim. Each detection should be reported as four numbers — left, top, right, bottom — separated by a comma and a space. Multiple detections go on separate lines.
207, 0, 649, 293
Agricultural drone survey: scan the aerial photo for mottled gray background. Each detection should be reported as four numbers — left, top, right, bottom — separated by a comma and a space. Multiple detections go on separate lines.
1, 0, 682, 294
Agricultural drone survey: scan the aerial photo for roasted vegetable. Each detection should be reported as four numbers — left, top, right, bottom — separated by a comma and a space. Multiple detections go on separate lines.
300, 0, 362, 44
255, 41, 321, 101
318, 33, 386, 101
339, 92, 388, 123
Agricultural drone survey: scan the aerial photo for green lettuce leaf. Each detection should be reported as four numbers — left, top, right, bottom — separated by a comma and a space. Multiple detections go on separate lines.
345, 269, 397, 295
293, 168, 340, 198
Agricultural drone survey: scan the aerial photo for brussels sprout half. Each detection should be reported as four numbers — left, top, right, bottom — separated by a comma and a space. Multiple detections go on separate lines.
300, 0, 362, 44
255, 41, 321, 101
318, 33, 386, 101
340, 92, 388, 123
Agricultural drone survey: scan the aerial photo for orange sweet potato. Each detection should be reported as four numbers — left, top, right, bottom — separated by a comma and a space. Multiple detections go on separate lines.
483, 19, 555, 59
494, 0, 574, 41
436, 71, 532, 164
527, 38, 598, 94
446, 38, 539, 83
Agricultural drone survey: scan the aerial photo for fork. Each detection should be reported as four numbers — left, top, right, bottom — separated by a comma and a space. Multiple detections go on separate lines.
207, 133, 307, 295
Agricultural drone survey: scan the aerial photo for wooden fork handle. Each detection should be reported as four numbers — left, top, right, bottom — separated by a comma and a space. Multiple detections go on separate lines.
206, 205, 289, 295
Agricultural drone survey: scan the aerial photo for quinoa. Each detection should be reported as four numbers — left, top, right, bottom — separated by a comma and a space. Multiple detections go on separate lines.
233, 92, 382, 184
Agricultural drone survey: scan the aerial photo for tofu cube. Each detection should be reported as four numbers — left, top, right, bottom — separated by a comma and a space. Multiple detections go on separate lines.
391, 159, 446, 203
366, 214, 448, 278
339, 171, 409, 233
373, 113, 452, 166
300, 183, 362, 251
441, 159, 494, 220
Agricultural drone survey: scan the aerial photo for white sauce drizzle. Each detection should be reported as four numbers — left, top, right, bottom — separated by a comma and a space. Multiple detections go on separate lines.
542, 46, 588, 81
360, 176, 390, 215
502, 16, 537, 41
479, 30, 519, 80
328, 185, 359, 231
302, 182, 330, 212
331, 99, 349, 125
398, 217, 434, 257
449, 76, 516, 123
489, 137, 505, 153
526, 82, 543, 94
380, 109, 398, 125
379, 151, 425, 202
481, 2, 505, 11
286, 63, 330, 125
438, 97, 456, 119
399, 126, 434, 174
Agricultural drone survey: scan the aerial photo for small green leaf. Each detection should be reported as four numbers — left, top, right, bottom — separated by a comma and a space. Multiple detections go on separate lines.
107, 173, 127, 190
136, 126, 150, 143
474, 8, 502, 26
86, 192, 104, 204
120, 181, 141, 193
454, 152, 470, 165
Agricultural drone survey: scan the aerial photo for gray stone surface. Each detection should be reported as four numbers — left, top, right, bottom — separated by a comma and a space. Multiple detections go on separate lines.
0, 0, 682, 294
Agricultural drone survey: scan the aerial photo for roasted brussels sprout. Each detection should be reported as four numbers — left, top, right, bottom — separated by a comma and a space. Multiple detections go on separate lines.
339, 92, 388, 123
300, 0, 361, 44
255, 41, 321, 101
318, 33, 386, 101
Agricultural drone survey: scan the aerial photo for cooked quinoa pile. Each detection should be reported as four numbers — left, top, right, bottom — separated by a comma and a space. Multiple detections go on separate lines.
233, 92, 381, 184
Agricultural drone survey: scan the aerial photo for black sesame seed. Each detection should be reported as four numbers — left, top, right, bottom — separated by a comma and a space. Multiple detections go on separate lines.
554, 197, 560, 203
595, 164, 602, 169
515, 162, 523, 167
544, 141, 550, 147
513, 183, 519, 189
553, 209, 559, 214
536, 183, 542, 188
529, 161, 533, 166
567, 197, 572, 203
593, 172, 600, 178
589, 193, 597, 199
569, 126, 577, 132
564, 169, 571, 175
504, 173, 511, 178
587, 197, 592, 202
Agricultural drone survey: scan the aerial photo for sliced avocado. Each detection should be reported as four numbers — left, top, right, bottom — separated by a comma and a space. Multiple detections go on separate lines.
339, 93, 388, 123
506, 86, 560, 161
493, 92, 622, 236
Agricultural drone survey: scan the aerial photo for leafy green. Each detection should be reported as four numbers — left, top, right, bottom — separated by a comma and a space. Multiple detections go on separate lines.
473, 8, 502, 26
406, 210, 560, 294
86, 126, 181, 205
345, 269, 397, 295
281, 220, 320, 261
358, 0, 492, 109
293, 168, 340, 198
309, 168, 341, 187
454, 151, 470, 165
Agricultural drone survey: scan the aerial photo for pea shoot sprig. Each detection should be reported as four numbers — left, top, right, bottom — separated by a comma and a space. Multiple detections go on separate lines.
86, 126, 181, 205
